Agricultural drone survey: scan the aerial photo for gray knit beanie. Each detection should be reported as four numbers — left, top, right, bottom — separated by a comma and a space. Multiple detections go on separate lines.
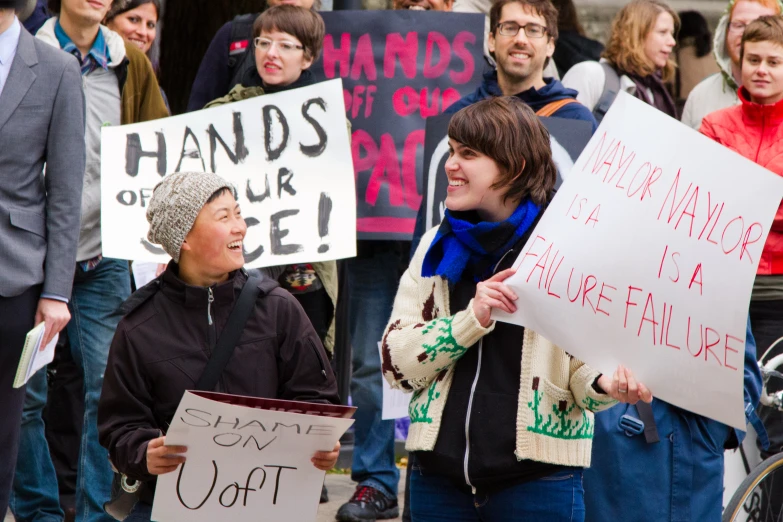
146, 172, 234, 262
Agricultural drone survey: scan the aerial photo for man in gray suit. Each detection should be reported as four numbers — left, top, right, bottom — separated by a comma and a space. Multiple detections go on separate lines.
0, 0, 85, 514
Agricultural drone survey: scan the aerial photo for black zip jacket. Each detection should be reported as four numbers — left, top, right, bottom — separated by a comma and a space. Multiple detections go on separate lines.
415, 217, 565, 493
97, 265, 339, 497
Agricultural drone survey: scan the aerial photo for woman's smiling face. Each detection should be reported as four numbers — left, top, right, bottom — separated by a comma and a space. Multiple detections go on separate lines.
444, 138, 516, 222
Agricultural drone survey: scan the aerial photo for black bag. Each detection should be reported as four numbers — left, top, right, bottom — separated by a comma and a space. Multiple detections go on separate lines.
103, 274, 262, 520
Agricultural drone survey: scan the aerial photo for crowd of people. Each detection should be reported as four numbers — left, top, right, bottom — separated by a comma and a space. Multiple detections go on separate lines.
0, 0, 782, 521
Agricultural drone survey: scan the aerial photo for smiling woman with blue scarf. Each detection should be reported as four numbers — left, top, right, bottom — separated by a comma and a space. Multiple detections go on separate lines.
381, 97, 652, 522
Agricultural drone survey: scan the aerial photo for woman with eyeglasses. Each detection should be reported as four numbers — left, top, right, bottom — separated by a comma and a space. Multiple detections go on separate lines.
205, 5, 340, 421
561, 0, 680, 121
205, 3, 336, 353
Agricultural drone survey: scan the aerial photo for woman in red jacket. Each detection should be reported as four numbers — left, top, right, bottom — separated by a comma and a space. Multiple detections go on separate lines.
700, 14, 783, 459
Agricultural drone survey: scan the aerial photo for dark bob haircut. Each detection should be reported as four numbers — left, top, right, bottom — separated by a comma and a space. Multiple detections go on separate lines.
448, 97, 556, 206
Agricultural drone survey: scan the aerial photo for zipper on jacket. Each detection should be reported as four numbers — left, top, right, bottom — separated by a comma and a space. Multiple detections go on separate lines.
755, 113, 766, 163
463, 338, 483, 494
207, 287, 217, 353
309, 339, 328, 379
207, 287, 214, 326
463, 248, 514, 494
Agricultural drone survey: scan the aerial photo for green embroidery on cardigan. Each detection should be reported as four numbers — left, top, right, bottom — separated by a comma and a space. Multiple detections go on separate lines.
582, 395, 614, 411
527, 380, 593, 440
421, 318, 467, 362
409, 383, 441, 424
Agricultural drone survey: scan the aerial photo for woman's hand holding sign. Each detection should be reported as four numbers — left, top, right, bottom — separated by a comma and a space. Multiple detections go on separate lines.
472, 268, 518, 328
311, 441, 341, 471
146, 436, 187, 475
597, 365, 653, 404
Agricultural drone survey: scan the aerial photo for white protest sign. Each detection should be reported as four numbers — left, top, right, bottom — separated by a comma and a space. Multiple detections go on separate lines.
493, 93, 783, 429
151, 391, 355, 522
100, 79, 356, 267
379, 342, 411, 419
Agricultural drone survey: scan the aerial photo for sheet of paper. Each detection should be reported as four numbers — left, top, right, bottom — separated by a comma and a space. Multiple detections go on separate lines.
377, 342, 411, 420
27, 332, 58, 383
152, 391, 355, 522
492, 92, 783, 430
131, 261, 160, 288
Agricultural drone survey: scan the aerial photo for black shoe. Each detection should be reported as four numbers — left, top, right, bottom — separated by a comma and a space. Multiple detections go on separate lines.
321, 484, 329, 503
335, 485, 399, 521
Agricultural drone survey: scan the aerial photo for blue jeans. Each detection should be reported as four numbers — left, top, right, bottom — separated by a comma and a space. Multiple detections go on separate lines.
12, 258, 131, 522
9, 367, 63, 522
410, 467, 585, 522
345, 250, 401, 498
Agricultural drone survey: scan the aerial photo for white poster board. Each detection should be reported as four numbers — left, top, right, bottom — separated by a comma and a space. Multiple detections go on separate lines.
101, 79, 356, 267
151, 391, 354, 522
493, 93, 783, 429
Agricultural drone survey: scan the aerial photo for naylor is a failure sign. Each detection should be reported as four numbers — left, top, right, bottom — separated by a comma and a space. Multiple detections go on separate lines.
494, 93, 783, 429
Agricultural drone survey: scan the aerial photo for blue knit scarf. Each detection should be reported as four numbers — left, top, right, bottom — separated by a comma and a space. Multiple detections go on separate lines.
421, 200, 541, 284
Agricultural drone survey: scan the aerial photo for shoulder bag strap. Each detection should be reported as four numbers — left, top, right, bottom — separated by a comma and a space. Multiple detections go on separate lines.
535, 97, 579, 118
195, 274, 262, 391
593, 62, 621, 124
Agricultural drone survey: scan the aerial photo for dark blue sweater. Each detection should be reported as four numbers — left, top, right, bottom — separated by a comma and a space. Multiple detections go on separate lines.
447, 69, 597, 132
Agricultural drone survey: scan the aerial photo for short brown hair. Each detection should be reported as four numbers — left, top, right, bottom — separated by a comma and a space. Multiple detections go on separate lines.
448, 97, 556, 206
489, 0, 560, 43
603, 0, 680, 82
741, 15, 783, 62
253, 5, 325, 62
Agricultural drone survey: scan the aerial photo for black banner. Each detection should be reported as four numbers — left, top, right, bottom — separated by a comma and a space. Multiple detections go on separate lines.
312, 10, 485, 240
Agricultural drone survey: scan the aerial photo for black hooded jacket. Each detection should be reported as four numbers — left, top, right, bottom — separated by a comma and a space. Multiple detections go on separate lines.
98, 265, 339, 497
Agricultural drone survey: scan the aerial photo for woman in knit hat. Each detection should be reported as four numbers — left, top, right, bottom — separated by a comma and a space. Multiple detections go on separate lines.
97, 171, 341, 522
381, 97, 651, 522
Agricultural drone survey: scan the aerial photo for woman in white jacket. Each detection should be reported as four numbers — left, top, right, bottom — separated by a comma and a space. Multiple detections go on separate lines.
562, 0, 679, 120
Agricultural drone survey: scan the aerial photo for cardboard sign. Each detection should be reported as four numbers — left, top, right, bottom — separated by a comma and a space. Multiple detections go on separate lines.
100, 79, 356, 267
312, 11, 485, 239
493, 93, 783, 429
418, 112, 593, 234
151, 391, 355, 522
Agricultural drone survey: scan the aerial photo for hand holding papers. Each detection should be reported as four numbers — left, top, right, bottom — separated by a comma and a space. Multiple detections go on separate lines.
13, 322, 58, 388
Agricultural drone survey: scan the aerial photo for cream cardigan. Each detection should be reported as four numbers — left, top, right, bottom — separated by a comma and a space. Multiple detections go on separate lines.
381, 228, 617, 468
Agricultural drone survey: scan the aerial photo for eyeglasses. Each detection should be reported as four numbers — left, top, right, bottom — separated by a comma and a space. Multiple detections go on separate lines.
729, 21, 749, 33
254, 37, 304, 54
497, 21, 548, 38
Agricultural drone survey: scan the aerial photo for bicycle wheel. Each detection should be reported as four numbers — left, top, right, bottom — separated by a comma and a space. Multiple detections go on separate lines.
723, 452, 783, 522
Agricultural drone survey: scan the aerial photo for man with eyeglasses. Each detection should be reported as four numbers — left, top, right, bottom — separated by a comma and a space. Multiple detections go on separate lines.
445, 0, 596, 129
682, 0, 781, 129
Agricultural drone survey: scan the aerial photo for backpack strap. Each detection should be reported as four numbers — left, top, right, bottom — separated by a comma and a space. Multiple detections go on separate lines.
227, 13, 261, 90
195, 274, 263, 391
535, 98, 580, 118
593, 62, 621, 124
227, 13, 257, 66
